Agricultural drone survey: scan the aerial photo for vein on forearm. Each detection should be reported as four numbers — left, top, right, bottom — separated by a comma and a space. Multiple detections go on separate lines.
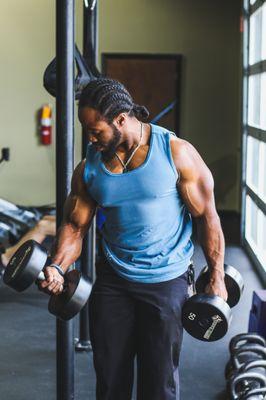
196, 213, 225, 273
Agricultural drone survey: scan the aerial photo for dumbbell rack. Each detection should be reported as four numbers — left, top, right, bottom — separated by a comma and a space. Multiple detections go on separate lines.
226, 333, 266, 399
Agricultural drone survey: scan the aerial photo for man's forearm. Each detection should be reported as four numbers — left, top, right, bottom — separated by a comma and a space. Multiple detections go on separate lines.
50, 223, 85, 273
195, 213, 225, 278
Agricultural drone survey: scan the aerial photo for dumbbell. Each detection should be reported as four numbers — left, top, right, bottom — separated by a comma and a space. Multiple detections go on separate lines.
182, 264, 244, 341
229, 372, 266, 400
225, 344, 266, 380
3, 240, 92, 321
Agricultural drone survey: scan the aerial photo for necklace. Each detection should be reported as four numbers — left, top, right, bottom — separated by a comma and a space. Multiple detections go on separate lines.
115, 123, 143, 173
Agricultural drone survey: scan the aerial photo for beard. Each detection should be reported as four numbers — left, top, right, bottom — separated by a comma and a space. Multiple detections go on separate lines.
101, 124, 121, 162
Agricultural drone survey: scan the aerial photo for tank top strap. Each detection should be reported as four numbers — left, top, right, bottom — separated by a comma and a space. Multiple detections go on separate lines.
152, 126, 179, 181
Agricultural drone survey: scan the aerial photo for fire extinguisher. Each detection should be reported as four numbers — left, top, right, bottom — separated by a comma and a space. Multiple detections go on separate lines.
40, 104, 52, 145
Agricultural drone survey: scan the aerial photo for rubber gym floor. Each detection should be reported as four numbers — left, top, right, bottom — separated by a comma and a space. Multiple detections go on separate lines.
0, 242, 263, 400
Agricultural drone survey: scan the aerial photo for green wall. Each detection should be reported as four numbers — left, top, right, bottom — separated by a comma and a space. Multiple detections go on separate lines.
0, 0, 241, 211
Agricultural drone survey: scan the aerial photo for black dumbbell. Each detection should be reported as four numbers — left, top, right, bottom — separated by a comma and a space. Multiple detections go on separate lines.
3, 240, 92, 321
182, 264, 244, 341
229, 372, 266, 400
196, 264, 244, 307
225, 344, 266, 380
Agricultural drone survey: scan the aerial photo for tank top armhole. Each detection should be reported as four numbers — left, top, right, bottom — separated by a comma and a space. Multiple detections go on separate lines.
166, 132, 180, 182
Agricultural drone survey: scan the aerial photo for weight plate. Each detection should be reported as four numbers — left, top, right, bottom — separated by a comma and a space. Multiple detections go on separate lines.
195, 264, 244, 308
182, 294, 232, 342
48, 270, 92, 321
3, 240, 47, 292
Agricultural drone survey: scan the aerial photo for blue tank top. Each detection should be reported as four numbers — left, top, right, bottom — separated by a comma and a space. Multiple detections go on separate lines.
83, 123, 194, 283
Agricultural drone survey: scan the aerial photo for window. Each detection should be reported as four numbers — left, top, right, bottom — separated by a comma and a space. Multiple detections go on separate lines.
248, 72, 266, 129
245, 195, 266, 267
242, 0, 266, 277
249, 7, 262, 65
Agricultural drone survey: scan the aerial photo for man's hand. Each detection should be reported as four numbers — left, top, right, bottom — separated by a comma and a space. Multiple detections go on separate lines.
204, 275, 228, 302
39, 267, 64, 295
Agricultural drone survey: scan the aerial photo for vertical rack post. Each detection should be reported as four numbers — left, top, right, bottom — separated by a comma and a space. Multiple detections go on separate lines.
56, 0, 75, 398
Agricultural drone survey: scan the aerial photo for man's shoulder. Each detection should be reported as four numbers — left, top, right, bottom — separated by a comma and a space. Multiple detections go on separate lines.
151, 123, 175, 136
169, 134, 191, 157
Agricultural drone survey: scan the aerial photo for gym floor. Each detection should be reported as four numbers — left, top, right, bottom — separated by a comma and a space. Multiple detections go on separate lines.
0, 242, 263, 400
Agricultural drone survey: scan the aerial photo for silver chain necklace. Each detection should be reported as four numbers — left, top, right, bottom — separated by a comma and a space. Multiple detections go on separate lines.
115, 123, 143, 173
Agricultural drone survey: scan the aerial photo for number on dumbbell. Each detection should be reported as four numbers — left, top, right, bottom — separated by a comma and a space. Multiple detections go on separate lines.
188, 312, 196, 321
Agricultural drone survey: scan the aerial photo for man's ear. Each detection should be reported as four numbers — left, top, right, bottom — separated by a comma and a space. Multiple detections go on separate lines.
114, 113, 127, 128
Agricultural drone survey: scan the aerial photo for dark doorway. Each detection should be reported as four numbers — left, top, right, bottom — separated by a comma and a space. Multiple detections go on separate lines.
102, 53, 182, 135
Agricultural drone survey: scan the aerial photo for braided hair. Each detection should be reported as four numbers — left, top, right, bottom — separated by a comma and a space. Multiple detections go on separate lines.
78, 78, 149, 123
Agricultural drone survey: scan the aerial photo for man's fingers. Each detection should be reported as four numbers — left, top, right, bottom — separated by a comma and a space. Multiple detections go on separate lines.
52, 282, 64, 295
40, 272, 54, 287
40, 279, 51, 288
48, 281, 58, 292
39, 267, 64, 293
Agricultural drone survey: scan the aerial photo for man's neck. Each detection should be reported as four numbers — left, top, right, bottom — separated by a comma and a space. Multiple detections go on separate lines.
117, 120, 145, 153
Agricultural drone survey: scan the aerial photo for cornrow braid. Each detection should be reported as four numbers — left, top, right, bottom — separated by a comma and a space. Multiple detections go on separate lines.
79, 77, 149, 123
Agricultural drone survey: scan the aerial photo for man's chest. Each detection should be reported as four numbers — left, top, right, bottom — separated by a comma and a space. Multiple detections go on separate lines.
103, 145, 150, 174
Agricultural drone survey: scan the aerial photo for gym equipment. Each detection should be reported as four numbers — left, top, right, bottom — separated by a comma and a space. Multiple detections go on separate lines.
225, 344, 266, 380
238, 361, 266, 395
196, 264, 244, 307
54, 1, 75, 397
3, 240, 92, 320
249, 291, 266, 340
225, 333, 266, 379
43, 44, 99, 100
241, 387, 266, 399
242, 360, 266, 375
182, 264, 244, 341
230, 333, 266, 354
151, 100, 176, 124
229, 372, 266, 400
75, 0, 99, 352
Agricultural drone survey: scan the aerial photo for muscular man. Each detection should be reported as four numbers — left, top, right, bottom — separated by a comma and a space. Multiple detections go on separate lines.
40, 78, 227, 400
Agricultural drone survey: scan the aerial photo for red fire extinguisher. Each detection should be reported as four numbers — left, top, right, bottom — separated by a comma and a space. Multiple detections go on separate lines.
40, 104, 52, 145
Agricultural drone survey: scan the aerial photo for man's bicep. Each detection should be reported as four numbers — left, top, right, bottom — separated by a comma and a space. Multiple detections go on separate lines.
63, 161, 97, 230
178, 173, 216, 218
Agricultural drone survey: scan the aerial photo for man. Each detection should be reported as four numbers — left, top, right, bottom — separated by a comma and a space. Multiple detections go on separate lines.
40, 78, 227, 400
